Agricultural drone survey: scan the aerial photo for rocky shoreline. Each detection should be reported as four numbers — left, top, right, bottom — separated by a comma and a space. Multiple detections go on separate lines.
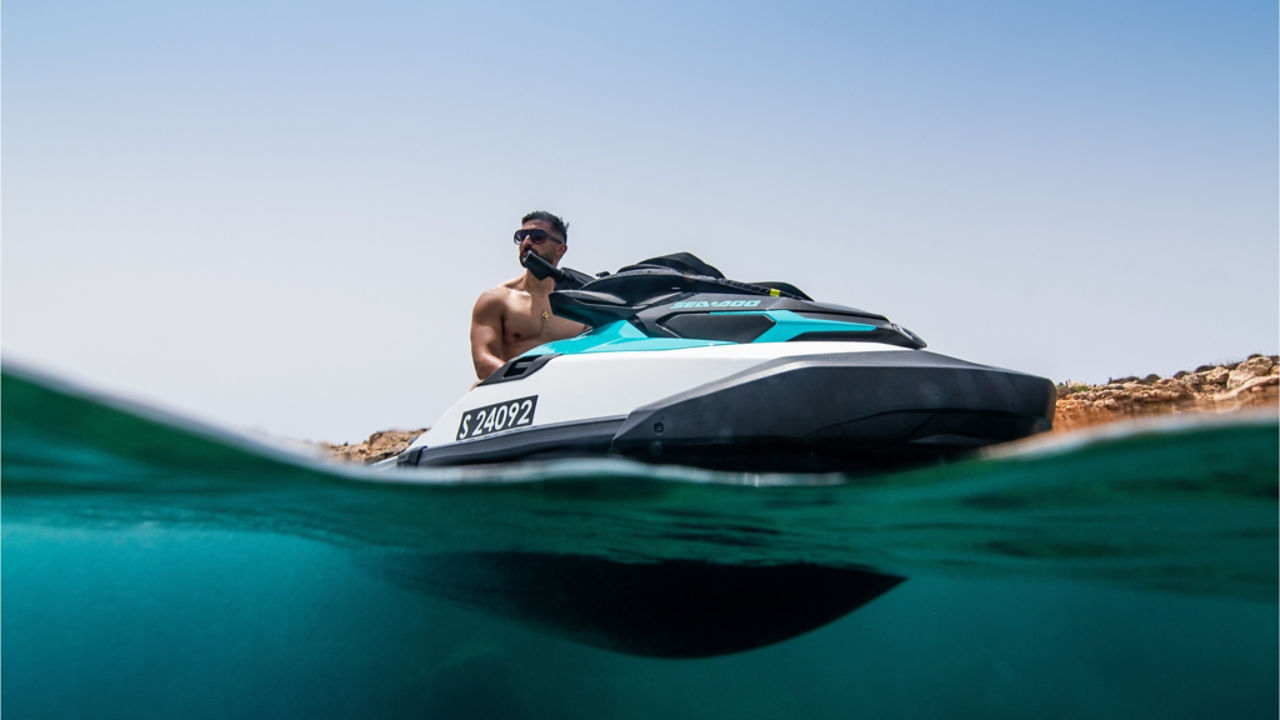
325, 355, 1279, 463
1053, 354, 1278, 433
325, 429, 429, 464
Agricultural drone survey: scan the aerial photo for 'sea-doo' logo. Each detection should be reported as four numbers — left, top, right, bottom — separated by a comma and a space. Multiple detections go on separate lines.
671, 299, 762, 309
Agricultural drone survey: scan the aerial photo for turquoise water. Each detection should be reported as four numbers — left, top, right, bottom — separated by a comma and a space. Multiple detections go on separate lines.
3, 365, 1277, 718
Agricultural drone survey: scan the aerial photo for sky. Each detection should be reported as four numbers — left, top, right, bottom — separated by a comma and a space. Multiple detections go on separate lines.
3, 0, 1277, 444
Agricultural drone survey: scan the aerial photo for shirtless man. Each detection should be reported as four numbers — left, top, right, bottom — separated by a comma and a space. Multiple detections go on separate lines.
469, 211, 589, 380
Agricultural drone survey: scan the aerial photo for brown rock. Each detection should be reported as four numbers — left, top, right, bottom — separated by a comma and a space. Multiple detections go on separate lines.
325, 429, 427, 463
1228, 356, 1275, 390
1204, 367, 1230, 386
1050, 356, 1278, 434
1217, 375, 1279, 410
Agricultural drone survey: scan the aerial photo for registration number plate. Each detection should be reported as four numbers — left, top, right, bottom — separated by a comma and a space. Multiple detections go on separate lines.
457, 395, 538, 440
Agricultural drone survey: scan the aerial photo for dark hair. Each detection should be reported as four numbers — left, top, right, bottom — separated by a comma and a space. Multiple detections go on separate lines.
522, 210, 569, 242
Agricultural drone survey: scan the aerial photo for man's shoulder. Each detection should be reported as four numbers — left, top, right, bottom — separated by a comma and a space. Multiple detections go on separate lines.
500, 273, 529, 292
474, 276, 526, 309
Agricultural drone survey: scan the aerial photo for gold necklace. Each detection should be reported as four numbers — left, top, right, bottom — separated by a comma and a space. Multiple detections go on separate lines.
542, 311, 549, 321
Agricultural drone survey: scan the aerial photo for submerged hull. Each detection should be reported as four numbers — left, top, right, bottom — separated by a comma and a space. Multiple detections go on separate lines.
398, 345, 1055, 472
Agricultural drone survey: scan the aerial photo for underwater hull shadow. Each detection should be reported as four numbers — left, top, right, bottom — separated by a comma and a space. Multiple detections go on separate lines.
375, 551, 904, 658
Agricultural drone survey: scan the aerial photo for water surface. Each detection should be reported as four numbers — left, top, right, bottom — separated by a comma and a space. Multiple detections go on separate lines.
4, 366, 1276, 718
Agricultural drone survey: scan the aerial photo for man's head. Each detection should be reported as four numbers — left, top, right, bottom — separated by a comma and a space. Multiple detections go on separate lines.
515, 210, 569, 268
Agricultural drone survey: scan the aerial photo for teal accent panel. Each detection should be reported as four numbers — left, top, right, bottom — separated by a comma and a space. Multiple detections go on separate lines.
523, 311, 875, 356
710, 309, 876, 343
521, 320, 732, 357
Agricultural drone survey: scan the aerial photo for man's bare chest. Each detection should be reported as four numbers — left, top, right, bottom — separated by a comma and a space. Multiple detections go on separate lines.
503, 291, 555, 343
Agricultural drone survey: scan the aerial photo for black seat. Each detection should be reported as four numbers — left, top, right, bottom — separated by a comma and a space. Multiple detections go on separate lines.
615, 252, 725, 278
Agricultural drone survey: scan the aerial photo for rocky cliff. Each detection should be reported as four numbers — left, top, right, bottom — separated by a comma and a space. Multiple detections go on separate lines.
326, 429, 427, 464
326, 355, 1279, 463
1052, 354, 1277, 433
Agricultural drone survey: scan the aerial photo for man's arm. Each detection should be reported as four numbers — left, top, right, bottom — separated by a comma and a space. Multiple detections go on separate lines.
470, 289, 507, 380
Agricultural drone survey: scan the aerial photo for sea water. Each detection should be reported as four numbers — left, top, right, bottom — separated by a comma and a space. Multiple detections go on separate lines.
3, 366, 1276, 718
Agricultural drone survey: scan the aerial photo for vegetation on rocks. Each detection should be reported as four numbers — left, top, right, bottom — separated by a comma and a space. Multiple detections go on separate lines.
1052, 354, 1278, 433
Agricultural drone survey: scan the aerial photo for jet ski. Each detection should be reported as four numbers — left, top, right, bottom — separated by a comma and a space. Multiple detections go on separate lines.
396, 253, 1055, 472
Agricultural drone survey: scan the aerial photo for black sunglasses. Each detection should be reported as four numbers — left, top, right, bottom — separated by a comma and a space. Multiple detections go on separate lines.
513, 228, 562, 245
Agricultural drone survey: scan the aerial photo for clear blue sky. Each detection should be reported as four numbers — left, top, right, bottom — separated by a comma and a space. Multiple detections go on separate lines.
4, 0, 1276, 443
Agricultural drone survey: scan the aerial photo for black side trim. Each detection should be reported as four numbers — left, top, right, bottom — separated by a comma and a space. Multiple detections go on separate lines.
610, 351, 1056, 471
660, 312, 775, 343
396, 447, 426, 466
478, 354, 559, 386
788, 329, 922, 348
